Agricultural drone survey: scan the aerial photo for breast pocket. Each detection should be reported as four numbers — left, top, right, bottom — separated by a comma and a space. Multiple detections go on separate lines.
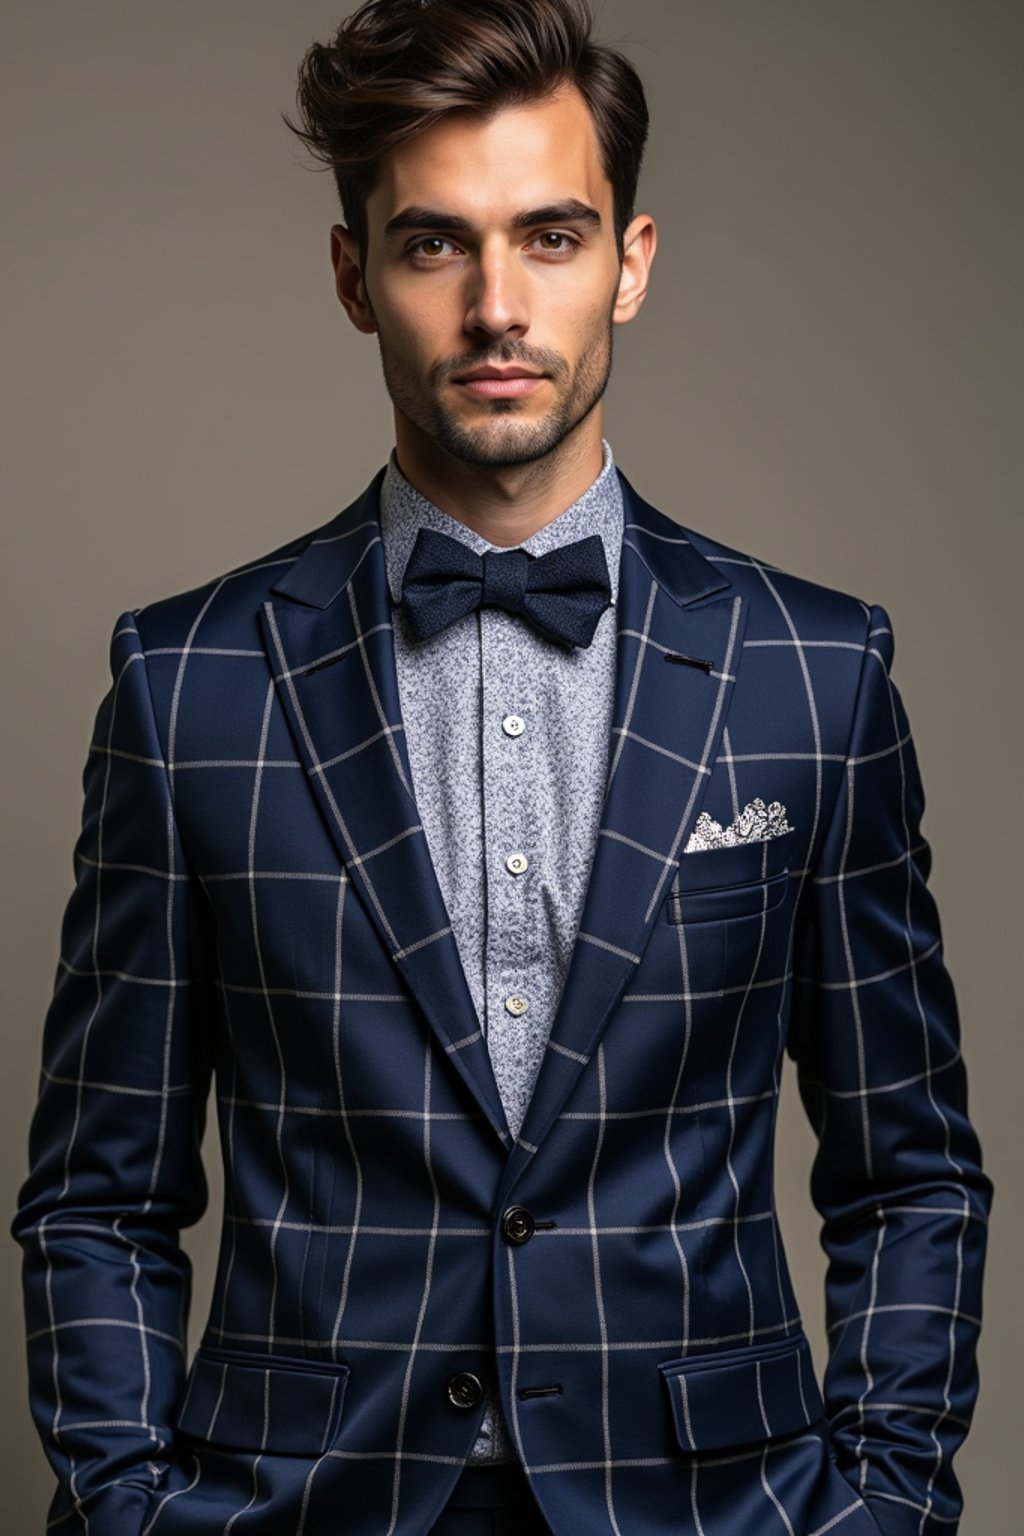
661, 828, 796, 1007
666, 826, 794, 925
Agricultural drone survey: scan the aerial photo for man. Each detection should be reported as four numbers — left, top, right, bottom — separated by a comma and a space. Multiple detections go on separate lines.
13, 1, 991, 1532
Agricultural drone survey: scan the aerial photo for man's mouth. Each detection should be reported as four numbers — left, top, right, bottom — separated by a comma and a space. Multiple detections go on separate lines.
452, 366, 547, 399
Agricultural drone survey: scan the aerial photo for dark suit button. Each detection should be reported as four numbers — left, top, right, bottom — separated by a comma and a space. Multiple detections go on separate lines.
447, 1371, 483, 1409
501, 1206, 535, 1245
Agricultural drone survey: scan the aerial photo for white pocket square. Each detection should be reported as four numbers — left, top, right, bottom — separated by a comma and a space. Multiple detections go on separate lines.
684, 797, 794, 853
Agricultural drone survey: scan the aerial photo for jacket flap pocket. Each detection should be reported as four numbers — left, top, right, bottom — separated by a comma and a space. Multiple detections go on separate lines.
176, 1344, 349, 1456
658, 1332, 823, 1453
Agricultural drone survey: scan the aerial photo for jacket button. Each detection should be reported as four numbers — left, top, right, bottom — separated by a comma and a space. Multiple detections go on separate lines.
447, 1371, 483, 1409
501, 1205, 535, 1245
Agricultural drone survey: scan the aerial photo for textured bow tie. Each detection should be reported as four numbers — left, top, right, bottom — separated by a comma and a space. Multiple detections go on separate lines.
399, 527, 613, 649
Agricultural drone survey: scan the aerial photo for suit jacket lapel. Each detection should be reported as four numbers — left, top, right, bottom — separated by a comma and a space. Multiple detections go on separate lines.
258, 470, 513, 1151
497, 472, 748, 1200
258, 467, 748, 1185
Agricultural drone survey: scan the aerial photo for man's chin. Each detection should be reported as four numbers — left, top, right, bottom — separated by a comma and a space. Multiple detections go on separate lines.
429, 411, 575, 469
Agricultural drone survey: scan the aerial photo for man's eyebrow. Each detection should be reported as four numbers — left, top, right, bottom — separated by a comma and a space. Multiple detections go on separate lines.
383, 199, 603, 241
511, 200, 602, 231
384, 207, 474, 239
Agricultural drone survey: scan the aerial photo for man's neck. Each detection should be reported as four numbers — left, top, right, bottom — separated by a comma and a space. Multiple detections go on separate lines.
391, 411, 606, 547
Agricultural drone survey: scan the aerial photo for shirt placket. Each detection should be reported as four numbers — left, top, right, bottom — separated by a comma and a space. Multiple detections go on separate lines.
479, 608, 547, 1146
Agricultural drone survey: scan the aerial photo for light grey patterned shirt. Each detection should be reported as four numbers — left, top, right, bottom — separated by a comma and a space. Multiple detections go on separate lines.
378, 440, 623, 1464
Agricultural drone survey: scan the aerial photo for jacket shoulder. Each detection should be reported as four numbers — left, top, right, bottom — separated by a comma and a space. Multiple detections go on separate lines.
620, 471, 877, 647
126, 492, 371, 651
689, 523, 874, 640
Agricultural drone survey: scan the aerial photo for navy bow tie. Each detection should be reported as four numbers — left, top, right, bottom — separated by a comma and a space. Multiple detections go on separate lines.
399, 527, 613, 649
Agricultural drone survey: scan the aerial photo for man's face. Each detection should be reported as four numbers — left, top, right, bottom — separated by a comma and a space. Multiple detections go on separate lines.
334, 87, 644, 470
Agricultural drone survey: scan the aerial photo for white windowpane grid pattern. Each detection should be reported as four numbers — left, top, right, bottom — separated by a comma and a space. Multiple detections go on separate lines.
13, 465, 990, 1536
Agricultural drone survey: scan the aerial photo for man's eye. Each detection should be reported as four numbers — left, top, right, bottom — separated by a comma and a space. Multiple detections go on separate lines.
409, 237, 457, 259
534, 231, 577, 253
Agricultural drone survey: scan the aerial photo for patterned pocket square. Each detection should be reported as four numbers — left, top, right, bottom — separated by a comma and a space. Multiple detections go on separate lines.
684, 797, 794, 853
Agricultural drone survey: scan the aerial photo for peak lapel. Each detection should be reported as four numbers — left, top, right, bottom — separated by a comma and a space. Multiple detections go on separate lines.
257, 471, 512, 1150
498, 473, 749, 1200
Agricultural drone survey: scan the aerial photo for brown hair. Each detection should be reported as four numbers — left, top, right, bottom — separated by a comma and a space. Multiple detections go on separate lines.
284, 0, 649, 263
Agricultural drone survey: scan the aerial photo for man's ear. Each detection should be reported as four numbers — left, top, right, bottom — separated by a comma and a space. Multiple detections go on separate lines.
330, 224, 377, 335
613, 213, 657, 325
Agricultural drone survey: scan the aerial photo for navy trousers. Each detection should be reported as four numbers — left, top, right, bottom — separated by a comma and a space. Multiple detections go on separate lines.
430, 1462, 551, 1534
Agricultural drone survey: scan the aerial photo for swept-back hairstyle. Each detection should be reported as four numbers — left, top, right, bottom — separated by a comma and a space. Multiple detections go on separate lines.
285, 0, 649, 262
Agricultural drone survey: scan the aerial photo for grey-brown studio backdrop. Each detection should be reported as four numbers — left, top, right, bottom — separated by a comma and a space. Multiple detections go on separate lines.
2, 2, 1019, 1531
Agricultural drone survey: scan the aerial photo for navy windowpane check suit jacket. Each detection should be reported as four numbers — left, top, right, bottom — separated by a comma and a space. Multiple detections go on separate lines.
14, 468, 991, 1536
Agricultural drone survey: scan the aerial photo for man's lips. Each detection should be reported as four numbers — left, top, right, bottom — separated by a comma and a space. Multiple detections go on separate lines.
452, 368, 547, 399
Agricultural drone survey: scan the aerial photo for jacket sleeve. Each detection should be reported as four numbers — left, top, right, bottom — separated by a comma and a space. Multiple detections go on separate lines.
11, 609, 217, 1536
787, 602, 993, 1536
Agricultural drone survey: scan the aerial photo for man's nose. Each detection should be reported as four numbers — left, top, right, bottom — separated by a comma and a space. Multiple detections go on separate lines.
462, 243, 529, 340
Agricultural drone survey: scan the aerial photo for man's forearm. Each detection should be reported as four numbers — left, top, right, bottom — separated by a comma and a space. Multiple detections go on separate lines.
789, 602, 992, 1536
12, 610, 215, 1530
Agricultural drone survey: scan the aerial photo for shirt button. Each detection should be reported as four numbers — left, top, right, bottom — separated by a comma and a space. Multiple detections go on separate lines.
502, 714, 526, 738
505, 995, 529, 1017
505, 852, 528, 876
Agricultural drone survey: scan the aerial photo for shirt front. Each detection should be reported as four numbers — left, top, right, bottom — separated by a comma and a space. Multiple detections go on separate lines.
378, 439, 623, 1463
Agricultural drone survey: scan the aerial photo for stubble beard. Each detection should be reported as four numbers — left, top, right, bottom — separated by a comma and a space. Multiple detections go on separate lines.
375, 312, 615, 470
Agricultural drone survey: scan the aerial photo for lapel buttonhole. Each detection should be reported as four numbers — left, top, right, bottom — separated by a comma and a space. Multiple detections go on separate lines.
305, 651, 349, 676
664, 652, 714, 673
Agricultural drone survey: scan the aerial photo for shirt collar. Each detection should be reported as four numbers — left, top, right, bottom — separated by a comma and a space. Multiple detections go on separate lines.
379, 439, 624, 606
